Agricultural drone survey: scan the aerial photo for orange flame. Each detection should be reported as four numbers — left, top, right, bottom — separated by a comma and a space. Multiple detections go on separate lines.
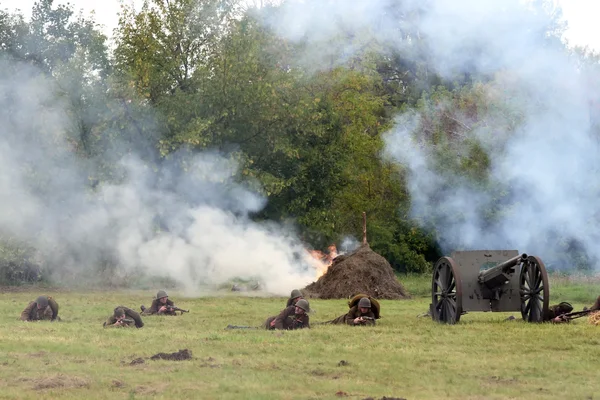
307, 244, 338, 279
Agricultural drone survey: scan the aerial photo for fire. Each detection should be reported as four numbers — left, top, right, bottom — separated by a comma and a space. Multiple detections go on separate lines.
308, 244, 338, 279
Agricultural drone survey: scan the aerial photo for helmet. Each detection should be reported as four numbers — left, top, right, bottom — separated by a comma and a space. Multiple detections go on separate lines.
290, 289, 302, 300
295, 299, 310, 312
557, 302, 573, 314
114, 307, 125, 318
36, 296, 49, 308
156, 290, 168, 299
358, 297, 371, 308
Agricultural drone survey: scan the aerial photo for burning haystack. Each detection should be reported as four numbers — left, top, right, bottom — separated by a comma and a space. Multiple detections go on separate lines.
303, 244, 409, 299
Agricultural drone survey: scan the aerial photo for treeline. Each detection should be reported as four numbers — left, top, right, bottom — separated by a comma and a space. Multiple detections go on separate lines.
0, 0, 595, 283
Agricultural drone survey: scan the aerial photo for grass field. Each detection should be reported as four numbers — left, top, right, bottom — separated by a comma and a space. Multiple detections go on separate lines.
1, 274, 599, 400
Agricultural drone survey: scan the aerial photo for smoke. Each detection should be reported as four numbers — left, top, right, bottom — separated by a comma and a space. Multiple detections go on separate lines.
262, 0, 600, 269
340, 236, 361, 254
0, 57, 319, 295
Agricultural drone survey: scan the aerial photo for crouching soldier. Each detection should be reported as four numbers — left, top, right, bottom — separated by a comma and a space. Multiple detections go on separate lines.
20, 295, 60, 322
103, 306, 144, 328
265, 299, 311, 330
141, 290, 182, 316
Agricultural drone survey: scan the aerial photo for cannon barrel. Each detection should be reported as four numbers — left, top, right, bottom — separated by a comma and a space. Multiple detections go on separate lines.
492, 253, 527, 273
477, 253, 528, 287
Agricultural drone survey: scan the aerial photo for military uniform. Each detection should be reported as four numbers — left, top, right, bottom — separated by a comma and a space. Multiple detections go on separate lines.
323, 296, 378, 326
103, 306, 144, 328
285, 289, 303, 308
141, 298, 176, 315
327, 305, 376, 326
20, 296, 59, 322
265, 299, 311, 330
264, 290, 303, 327
547, 302, 573, 319
141, 290, 177, 316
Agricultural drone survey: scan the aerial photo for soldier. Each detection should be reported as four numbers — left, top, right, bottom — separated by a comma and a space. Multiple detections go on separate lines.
551, 297, 600, 323
263, 289, 305, 328
264, 299, 311, 330
20, 295, 59, 322
325, 297, 377, 326
547, 302, 574, 322
286, 289, 304, 307
141, 290, 177, 316
103, 306, 144, 328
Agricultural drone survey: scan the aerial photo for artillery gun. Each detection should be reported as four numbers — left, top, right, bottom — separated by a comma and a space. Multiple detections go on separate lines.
430, 250, 549, 324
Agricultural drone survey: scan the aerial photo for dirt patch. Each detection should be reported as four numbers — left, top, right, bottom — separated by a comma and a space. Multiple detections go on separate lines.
486, 376, 518, 385
198, 356, 219, 368
27, 351, 47, 358
303, 244, 409, 299
150, 348, 192, 361
134, 385, 159, 395
337, 360, 349, 367
362, 397, 407, 400
130, 358, 145, 365
111, 379, 126, 388
27, 374, 89, 390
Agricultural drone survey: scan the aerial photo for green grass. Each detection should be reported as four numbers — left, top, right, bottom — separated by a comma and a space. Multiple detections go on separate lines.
0, 274, 599, 400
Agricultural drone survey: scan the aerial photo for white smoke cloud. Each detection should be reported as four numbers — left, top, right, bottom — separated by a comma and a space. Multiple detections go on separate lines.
0, 57, 318, 295
262, 0, 600, 269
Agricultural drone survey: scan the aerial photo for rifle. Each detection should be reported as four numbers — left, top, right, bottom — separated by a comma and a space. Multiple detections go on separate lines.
555, 309, 594, 322
359, 316, 375, 320
110, 318, 135, 326
166, 305, 189, 314
225, 324, 259, 330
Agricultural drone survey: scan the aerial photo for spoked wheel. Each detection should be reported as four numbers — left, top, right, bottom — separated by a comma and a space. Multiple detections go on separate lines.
431, 257, 463, 324
520, 256, 550, 322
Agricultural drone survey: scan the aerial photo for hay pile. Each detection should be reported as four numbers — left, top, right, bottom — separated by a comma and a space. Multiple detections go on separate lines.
588, 311, 600, 325
303, 244, 409, 299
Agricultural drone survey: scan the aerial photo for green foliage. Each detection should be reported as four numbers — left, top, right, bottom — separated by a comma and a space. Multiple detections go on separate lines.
0, 236, 41, 285
1, 0, 588, 279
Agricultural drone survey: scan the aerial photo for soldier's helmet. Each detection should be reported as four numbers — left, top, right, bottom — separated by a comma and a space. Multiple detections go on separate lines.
358, 297, 371, 308
290, 289, 302, 300
295, 299, 310, 312
156, 290, 168, 299
557, 302, 573, 314
113, 308, 125, 318
36, 296, 49, 308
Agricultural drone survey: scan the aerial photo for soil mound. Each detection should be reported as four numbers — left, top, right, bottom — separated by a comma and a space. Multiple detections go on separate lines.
150, 349, 192, 361
303, 244, 409, 299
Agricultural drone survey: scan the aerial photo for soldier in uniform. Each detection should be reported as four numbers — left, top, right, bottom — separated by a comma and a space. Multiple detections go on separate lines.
141, 290, 177, 316
264, 289, 305, 328
285, 289, 304, 307
264, 299, 311, 330
547, 302, 574, 322
103, 306, 144, 328
20, 295, 59, 322
551, 297, 600, 323
325, 297, 377, 326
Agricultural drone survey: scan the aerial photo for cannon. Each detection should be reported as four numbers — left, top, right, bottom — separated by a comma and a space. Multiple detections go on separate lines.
430, 250, 549, 324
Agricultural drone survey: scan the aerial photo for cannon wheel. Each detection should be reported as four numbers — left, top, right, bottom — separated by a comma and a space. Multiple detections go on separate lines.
431, 256, 463, 324
519, 256, 549, 323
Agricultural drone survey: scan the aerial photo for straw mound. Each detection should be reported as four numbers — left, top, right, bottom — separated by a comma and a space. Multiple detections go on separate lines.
303, 244, 409, 299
